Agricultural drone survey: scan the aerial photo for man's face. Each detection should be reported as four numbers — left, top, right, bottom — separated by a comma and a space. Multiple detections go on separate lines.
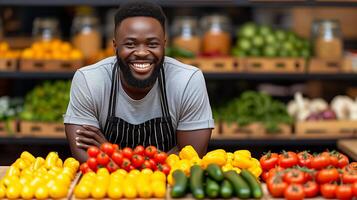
114, 17, 165, 89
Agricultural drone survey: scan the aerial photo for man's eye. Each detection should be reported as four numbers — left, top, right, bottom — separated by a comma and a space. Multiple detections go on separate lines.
124, 43, 135, 48
148, 43, 159, 48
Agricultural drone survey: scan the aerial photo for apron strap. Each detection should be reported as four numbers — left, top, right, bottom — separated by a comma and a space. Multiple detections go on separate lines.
104, 61, 118, 134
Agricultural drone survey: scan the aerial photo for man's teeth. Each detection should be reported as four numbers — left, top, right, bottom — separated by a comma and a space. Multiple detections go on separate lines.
133, 63, 150, 69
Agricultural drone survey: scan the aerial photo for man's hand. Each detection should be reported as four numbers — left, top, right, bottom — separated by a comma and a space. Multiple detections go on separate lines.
75, 125, 108, 149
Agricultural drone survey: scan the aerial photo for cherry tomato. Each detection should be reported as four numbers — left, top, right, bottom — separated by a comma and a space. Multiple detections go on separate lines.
100, 142, 114, 156
329, 154, 339, 168
111, 151, 124, 166
311, 153, 330, 170
267, 166, 285, 180
303, 181, 319, 198
106, 161, 119, 173
149, 159, 158, 171
154, 151, 168, 164
142, 160, 152, 169
320, 183, 337, 199
278, 151, 298, 168
283, 169, 306, 184
121, 158, 131, 172
158, 163, 171, 175
352, 182, 357, 196
342, 170, 357, 184
316, 168, 339, 184
297, 151, 313, 168
133, 145, 145, 156
131, 155, 145, 168
87, 157, 98, 171
97, 152, 110, 166
267, 176, 288, 198
87, 146, 100, 158
122, 147, 133, 159
284, 184, 304, 200
260, 151, 279, 171
80, 163, 90, 174
112, 144, 120, 151
338, 153, 350, 168
145, 146, 158, 158
336, 184, 352, 200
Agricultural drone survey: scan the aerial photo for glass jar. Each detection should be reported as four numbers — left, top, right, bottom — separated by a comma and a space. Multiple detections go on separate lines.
71, 14, 102, 60
171, 16, 201, 55
32, 17, 60, 41
201, 15, 232, 56
312, 19, 343, 60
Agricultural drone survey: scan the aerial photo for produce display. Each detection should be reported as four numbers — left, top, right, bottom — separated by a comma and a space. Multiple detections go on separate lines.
215, 91, 293, 133
0, 42, 21, 59
232, 22, 312, 58
0, 96, 22, 134
21, 39, 83, 60
0, 151, 79, 199
20, 80, 71, 122
74, 168, 166, 198
80, 143, 171, 175
287, 92, 357, 121
171, 164, 262, 199
166, 46, 195, 58
260, 150, 357, 199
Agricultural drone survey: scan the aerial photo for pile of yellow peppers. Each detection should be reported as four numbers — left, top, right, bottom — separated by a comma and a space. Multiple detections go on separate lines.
166, 145, 262, 185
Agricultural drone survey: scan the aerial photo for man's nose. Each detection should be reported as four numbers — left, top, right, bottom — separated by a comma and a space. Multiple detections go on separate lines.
134, 45, 149, 56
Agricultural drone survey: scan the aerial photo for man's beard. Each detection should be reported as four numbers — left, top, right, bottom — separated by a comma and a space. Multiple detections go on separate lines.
117, 56, 164, 89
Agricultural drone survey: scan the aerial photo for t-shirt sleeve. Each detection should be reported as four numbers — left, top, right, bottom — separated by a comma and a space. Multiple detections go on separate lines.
63, 70, 100, 128
177, 70, 215, 131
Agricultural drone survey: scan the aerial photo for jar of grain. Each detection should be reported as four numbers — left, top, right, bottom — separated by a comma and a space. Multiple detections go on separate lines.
201, 15, 231, 56
32, 17, 60, 41
171, 16, 201, 55
71, 15, 102, 61
312, 19, 343, 60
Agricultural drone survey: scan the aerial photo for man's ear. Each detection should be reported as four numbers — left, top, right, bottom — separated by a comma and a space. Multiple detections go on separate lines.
112, 39, 117, 50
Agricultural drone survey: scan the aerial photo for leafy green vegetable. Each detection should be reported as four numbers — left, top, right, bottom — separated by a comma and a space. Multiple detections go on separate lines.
165, 46, 195, 58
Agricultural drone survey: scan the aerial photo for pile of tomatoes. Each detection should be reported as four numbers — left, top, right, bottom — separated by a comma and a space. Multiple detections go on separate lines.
260, 150, 357, 200
80, 143, 170, 175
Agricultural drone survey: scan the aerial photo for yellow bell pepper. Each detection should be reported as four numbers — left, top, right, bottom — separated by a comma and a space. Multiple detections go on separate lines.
201, 149, 227, 167
32, 157, 45, 171
190, 157, 202, 166
221, 163, 233, 172
179, 145, 199, 160
248, 166, 262, 178
232, 167, 241, 174
232, 153, 254, 169
20, 151, 35, 163
173, 159, 191, 175
227, 152, 234, 164
234, 150, 251, 158
166, 154, 180, 168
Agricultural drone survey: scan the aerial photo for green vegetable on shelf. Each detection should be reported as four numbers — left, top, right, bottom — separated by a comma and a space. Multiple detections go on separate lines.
166, 46, 195, 58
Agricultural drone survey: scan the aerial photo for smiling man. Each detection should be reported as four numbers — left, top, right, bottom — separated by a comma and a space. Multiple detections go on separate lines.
64, 1, 214, 162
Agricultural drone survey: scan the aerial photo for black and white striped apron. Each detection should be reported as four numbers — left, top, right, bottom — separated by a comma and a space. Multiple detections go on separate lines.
103, 63, 176, 152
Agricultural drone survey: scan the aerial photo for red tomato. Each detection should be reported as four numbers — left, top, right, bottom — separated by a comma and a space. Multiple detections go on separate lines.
106, 161, 119, 173
342, 171, 357, 184
97, 152, 110, 166
284, 184, 304, 200
100, 142, 115, 156
80, 162, 90, 174
133, 145, 145, 156
145, 146, 158, 158
338, 154, 350, 168
158, 163, 171, 175
122, 147, 133, 159
111, 151, 124, 166
283, 169, 306, 184
260, 151, 279, 171
278, 151, 298, 168
316, 168, 340, 184
131, 155, 145, 168
352, 182, 357, 196
267, 166, 285, 180
297, 151, 313, 168
336, 184, 353, 200
329, 154, 340, 168
121, 158, 131, 171
149, 159, 158, 170
267, 176, 288, 198
262, 171, 269, 182
87, 146, 100, 158
154, 151, 168, 164
303, 181, 319, 198
112, 144, 120, 151
320, 183, 337, 199
311, 154, 330, 170
142, 160, 152, 169
87, 157, 98, 171
345, 162, 357, 172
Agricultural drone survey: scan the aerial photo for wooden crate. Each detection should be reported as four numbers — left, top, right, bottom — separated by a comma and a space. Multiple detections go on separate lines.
19, 121, 65, 138
244, 58, 306, 73
221, 122, 292, 138
0, 58, 17, 71
179, 57, 241, 73
295, 120, 357, 138
0, 120, 17, 136
20, 59, 83, 72
308, 58, 343, 73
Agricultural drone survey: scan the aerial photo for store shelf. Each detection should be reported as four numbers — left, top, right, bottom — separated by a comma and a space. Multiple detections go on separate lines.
1, 71, 357, 80
1, 0, 357, 7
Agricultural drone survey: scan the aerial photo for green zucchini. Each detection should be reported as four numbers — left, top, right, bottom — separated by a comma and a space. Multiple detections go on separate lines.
205, 177, 220, 198
224, 170, 251, 199
171, 169, 188, 198
241, 169, 263, 199
206, 163, 224, 182
190, 165, 205, 199
220, 179, 233, 199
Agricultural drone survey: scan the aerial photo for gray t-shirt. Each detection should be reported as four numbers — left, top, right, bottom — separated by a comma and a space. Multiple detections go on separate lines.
64, 56, 215, 132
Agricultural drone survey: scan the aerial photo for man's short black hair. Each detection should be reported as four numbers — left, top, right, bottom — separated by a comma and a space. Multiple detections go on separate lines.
114, 1, 166, 33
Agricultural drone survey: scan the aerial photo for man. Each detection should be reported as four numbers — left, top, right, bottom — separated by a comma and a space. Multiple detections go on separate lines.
64, 1, 214, 163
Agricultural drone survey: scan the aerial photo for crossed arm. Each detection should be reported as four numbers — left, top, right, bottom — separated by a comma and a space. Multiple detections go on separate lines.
65, 124, 212, 163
